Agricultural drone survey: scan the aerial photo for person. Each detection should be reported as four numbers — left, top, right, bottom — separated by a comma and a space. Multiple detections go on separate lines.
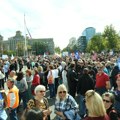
6, 77, 19, 120
31, 67, 40, 95
67, 61, 78, 98
25, 108, 43, 120
62, 65, 68, 91
0, 89, 8, 120
27, 85, 52, 120
0, 68, 5, 89
95, 63, 111, 95
83, 90, 109, 120
15, 71, 28, 111
26, 69, 33, 100
102, 92, 119, 120
55, 84, 80, 120
9, 70, 17, 80
47, 65, 55, 98
77, 68, 94, 118
114, 74, 120, 114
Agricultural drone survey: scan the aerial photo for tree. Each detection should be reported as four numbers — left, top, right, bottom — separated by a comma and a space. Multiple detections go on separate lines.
86, 34, 105, 52
55, 46, 61, 54
103, 24, 120, 51
32, 42, 48, 55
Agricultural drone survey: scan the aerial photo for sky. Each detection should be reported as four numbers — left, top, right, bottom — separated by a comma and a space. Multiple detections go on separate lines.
0, 0, 120, 49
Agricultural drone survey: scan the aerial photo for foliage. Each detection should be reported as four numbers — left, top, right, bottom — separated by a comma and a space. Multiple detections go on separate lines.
55, 46, 61, 54
102, 24, 120, 51
32, 41, 48, 55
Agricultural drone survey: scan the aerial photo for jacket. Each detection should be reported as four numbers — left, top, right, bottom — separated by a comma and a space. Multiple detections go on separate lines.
7, 85, 19, 109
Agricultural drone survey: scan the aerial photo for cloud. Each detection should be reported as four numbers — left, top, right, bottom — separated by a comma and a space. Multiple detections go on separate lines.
0, 0, 120, 49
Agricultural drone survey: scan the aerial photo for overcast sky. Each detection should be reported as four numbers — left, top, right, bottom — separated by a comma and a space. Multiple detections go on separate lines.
0, 0, 120, 49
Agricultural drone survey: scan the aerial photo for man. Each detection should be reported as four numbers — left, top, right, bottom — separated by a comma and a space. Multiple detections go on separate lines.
95, 63, 111, 95
6, 77, 19, 120
67, 61, 78, 98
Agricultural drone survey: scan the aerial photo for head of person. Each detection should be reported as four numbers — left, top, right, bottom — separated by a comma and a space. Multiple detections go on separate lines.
116, 74, 120, 87
38, 66, 43, 72
77, 60, 84, 66
85, 90, 106, 117
70, 61, 75, 68
16, 71, 24, 81
34, 67, 39, 75
56, 84, 68, 100
7, 77, 15, 89
25, 108, 43, 120
49, 65, 53, 70
83, 68, 89, 74
26, 69, 32, 77
34, 85, 46, 98
97, 63, 104, 73
102, 92, 115, 110
9, 70, 16, 78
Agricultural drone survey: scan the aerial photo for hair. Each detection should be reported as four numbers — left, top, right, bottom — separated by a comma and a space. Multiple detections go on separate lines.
49, 65, 53, 70
102, 92, 115, 104
16, 71, 24, 81
34, 67, 39, 74
85, 90, 106, 117
25, 108, 43, 120
38, 66, 43, 72
26, 69, 32, 76
56, 84, 68, 100
34, 85, 46, 95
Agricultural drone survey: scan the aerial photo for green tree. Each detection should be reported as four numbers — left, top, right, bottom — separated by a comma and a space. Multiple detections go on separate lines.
55, 46, 61, 54
86, 34, 105, 52
103, 24, 120, 51
32, 42, 48, 55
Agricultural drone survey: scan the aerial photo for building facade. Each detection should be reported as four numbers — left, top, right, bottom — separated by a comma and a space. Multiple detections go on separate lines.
3, 31, 55, 56
82, 27, 96, 41
77, 36, 87, 52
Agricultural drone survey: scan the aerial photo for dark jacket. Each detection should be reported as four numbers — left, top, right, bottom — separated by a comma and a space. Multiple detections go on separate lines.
77, 73, 94, 96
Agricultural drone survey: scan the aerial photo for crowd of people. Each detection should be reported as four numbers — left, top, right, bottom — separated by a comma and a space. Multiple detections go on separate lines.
0, 53, 120, 120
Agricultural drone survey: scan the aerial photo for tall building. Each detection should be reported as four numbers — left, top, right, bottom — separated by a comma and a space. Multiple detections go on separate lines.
82, 27, 96, 41
67, 37, 77, 49
77, 36, 87, 52
3, 31, 55, 56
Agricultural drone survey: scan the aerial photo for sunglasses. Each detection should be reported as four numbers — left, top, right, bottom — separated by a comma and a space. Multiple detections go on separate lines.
59, 91, 66, 94
40, 91, 46, 93
103, 99, 111, 103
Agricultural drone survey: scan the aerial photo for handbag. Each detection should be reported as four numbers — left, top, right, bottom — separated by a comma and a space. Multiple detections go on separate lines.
48, 71, 54, 84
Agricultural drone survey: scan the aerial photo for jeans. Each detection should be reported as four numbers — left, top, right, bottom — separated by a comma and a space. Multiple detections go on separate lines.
79, 94, 86, 117
9, 108, 18, 120
48, 84, 55, 98
19, 91, 27, 109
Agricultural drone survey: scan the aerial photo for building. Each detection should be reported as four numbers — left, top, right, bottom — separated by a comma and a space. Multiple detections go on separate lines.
3, 31, 55, 56
82, 27, 96, 41
77, 36, 87, 52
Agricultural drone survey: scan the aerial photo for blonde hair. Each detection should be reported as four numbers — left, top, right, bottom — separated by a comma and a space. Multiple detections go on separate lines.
56, 84, 68, 100
34, 85, 46, 95
85, 90, 106, 117
38, 66, 43, 72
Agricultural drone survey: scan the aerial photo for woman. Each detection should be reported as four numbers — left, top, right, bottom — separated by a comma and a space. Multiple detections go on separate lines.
47, 65, 55, 98
26, 69, 33, 100
15, 71, 28, 111
62, 65, 68, 91
27, 85, 52, 120
84, 90, 109, 120
31, 67, 40, 95
114, 74, 120, 113
102, 92, 119, 120
0, 89, 7, 120
55, 84, 80, 120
